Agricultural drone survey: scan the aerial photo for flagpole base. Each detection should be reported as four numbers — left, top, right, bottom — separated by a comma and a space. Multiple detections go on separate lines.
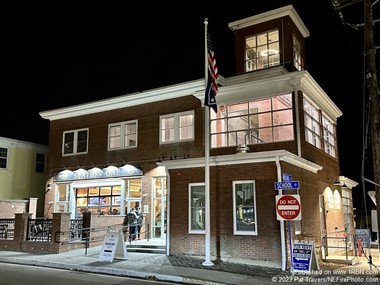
202, 260, 214, 266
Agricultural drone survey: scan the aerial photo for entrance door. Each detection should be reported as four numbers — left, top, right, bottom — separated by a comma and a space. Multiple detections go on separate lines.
153, 177, 167, 239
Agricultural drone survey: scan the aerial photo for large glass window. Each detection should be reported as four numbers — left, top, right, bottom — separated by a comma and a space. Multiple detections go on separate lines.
0, 147, 8, 169
75, 185, 121, 215
108, 120, 138, 150
233, 181, 257, 235
304, 98, 337, 158
160, 111, 194, 143
210, 94, 293, 148
189, 183, 205, 233
63, 129, 88, 155
245, 29, 280, 72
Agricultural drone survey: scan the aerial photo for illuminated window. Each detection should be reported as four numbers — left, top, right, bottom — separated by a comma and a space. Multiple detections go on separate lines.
160, 111, 194, 143
245, 30, 280, 72
75, 185, 122, 215
293, 35, 302, 70
304, 98, 337, 158
108, 120, 138, 150
210, 94, 293, 148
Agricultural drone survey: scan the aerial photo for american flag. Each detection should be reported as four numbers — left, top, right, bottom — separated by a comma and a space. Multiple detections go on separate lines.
204, 32, 218, 113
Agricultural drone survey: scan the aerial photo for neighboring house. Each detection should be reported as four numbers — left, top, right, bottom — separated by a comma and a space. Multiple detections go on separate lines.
0, 136, 48, 218
39, 5, 358, 269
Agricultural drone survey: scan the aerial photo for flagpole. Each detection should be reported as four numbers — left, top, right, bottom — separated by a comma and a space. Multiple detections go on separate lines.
202, 17, 213, 267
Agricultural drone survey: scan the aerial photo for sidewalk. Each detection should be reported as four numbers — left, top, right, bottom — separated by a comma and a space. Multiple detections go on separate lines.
0, 242, 379, 285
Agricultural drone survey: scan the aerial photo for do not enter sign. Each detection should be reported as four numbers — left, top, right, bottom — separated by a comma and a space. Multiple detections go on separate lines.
275, 194, 301, 221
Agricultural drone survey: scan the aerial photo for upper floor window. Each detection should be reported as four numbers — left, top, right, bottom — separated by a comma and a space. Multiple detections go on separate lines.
210, 94, 293, 148
160, 111, 194, 144
304, 98, 337, 158
63, 129, 88, 156
233, 180, 257, 235
293, 35, 302, 70
245, 29, 280, 72
189, 183, 205, 234
322, 115, 336, 157
0, 147, 8, 169
108, 120, 138, 150
35, 152, 46, 173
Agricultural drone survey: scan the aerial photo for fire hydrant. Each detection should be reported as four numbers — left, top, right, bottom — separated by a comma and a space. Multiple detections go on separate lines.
357, 239, 363, 257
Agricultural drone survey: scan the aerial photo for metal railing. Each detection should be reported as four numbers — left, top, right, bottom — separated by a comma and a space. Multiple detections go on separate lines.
27, 218, 53, 241
0, 219, 15, 240
322, 231, 355, 260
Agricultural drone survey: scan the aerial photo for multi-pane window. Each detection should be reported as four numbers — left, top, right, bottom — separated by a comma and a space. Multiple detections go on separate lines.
322, 115, 336, 157
35, 153, 46, 173
210, 94, 293, 148
160, 111, 194, 143
63, 129, 88, 155
189, 183, 205, 233
0, 147, 8, 169
108, 120, 138, 150
293, 35, 302, 70
304, 98, 337, 158
76, 185, 122, 215
342, 187, 353, 242
245, 29, 280, 72
56, 184, 70, 214
233, 181, 257, 235
304, 99, 321, 149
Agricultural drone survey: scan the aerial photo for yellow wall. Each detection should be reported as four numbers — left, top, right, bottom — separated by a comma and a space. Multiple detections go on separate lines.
0, 137, 48, 217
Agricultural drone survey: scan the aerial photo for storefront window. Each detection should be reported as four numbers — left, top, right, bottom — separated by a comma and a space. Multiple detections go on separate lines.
75, 185, 121, 215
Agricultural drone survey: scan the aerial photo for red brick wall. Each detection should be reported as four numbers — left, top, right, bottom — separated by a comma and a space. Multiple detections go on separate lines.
168, 162, 283, 266
47, 96, 203, 175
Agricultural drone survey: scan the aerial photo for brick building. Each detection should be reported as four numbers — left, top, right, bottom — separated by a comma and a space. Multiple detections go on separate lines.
40, 5, 357, 270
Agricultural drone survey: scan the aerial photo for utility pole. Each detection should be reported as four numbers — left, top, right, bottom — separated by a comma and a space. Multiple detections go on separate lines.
364, 0, 380, 251
332, 0, 380, 251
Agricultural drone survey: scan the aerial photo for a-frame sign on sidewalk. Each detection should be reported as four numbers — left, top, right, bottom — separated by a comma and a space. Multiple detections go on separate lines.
98, 228, 127, 262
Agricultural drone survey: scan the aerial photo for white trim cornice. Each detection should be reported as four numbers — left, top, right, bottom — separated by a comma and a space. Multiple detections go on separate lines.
193, 70, 342, 121
228, 5, 310, 38
39, 79, 205, 121
157, 150, 322, 173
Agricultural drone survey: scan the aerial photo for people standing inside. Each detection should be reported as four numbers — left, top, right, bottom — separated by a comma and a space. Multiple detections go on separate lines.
136, 207, 143, 240
123, 208, 138, 241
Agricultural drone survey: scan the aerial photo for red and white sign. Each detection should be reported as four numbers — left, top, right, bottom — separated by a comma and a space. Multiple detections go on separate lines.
275, 194, 301, 221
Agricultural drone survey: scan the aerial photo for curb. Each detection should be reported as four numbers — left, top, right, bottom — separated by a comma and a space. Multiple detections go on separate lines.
0, 257, 229, 285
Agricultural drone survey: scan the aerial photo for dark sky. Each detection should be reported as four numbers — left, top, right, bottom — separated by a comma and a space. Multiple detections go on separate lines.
2, 1, 378, 209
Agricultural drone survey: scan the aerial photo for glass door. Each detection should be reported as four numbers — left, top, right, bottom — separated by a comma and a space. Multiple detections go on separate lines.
153, 177, 166, 239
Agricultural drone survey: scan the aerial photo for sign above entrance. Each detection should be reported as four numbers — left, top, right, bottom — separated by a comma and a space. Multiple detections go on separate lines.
54, 164, 143, 182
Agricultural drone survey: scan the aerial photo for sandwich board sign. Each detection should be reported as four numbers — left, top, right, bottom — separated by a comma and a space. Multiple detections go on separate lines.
98, 228, 127, 262
292, 240, 319, 273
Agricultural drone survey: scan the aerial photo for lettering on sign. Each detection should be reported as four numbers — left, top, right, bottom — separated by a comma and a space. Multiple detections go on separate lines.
275, 194, 302, 221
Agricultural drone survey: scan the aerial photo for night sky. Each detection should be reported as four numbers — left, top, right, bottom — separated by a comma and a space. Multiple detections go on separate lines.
2, 1, 378, 210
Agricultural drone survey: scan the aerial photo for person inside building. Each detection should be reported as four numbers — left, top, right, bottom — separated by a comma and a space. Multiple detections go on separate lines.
123, 208, 138, 241
136, 207, 143, 240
